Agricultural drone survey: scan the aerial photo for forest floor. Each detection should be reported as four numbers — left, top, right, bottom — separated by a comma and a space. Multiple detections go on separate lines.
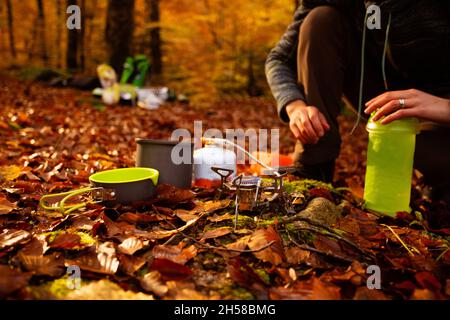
0, 74, 449, 300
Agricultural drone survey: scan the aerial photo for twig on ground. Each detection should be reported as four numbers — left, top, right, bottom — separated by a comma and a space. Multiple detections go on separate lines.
163, 216, 275, 253
286, 229, 354, 264
381, 224, 415, 257
281, 214, 374, 260
291, 224, 375, 261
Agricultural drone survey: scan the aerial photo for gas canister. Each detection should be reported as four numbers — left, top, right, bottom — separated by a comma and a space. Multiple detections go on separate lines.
193, 139, 237, 188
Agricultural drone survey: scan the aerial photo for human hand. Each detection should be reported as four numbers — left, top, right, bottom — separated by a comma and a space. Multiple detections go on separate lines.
364, 89, 450, 125
286, 100, 330, 145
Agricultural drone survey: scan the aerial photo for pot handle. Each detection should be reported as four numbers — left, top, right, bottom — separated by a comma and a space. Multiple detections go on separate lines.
40, 187, 106, 215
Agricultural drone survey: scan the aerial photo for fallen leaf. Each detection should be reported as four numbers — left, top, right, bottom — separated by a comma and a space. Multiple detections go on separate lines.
353, 287, 390, 300
208, 213, 233, 222
248, 226, 285, 265
0, 229, 31, 250
118, 254, 146, 275
117, 237, 147, 255
0, 165, 22, 182
220, 235, 251, 258
0, 265, 32, 298
285, 247, 311, 265
152, 244, 197, 265
140, 271, 169, 297
65, 242, 119, 275
201, 227, 232, 240
411, 288, 436, 300
269, 278, 340, 300
18, 252, 65, 277
415, 271, 442, 292
118, 212, 165, 224
346, 176, 364, 199
156, 184, 195, 204
150, 258, 193, 281
227, 257, 268, 300
0, 196, 18, 215
48, 233, 82, 250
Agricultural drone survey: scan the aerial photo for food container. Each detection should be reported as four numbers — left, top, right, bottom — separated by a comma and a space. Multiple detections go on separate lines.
136, 139, 194, 189
40, 168, 159, 214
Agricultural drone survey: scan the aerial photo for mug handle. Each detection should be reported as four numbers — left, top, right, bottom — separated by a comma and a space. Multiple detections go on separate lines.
40, 187, 104, 215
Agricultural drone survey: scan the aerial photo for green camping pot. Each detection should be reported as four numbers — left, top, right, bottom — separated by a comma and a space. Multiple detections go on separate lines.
363, 116, 420, 217
40, 168, 159, 215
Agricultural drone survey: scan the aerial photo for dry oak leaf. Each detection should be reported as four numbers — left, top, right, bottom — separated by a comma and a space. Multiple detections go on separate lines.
117, 236, 147, 255
0, 229, 31, 250
140, 271, 169, 297
269, 278, 341, 300
0, 196, 18, 215
201, 226, 232, 240
248, 226, 285, 265
152, 243, 198, 265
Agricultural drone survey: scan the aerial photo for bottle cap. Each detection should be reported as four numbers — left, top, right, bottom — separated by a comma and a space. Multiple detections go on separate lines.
366, 116, 420, 134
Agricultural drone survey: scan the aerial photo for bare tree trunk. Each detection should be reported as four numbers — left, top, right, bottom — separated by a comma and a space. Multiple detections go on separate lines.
84, 0, 96, 72
105, 0, 135, 75
78, 0, 85, 71
36, 0, 48, 64
247, 50, 258, 96
6, 0, 16, 58
148, 0, 162, 77
66, 0, 78, 70
294, 0, 300, 11
55, 0, 62, 67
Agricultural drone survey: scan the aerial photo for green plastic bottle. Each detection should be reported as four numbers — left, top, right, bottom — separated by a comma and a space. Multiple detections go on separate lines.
363, 116, 420, 217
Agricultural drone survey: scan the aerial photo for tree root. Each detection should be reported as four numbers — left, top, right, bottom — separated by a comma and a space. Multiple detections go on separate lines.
286, 229, 355, 264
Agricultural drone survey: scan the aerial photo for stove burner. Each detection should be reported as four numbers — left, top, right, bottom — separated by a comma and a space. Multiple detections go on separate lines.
211, 167, 292, 229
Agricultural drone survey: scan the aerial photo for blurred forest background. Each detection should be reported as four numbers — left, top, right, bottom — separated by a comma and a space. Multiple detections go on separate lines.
0, 0, 298, 104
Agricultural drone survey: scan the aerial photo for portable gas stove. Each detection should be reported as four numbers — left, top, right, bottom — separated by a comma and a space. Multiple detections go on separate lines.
211, 167, 293, 228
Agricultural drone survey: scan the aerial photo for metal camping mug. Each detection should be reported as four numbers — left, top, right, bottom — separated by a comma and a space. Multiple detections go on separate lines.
136, 139, 194, 189
40, 168, 159, 215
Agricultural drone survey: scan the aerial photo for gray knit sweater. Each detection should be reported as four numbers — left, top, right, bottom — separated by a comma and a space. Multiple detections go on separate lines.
265, 0, 450, 122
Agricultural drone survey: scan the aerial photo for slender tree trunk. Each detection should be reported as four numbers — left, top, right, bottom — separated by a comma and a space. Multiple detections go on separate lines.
84, 0, 97, 72
294, 0, 300, 11
148, 0, 162, 77
247, 51, 257, 96
78, 0, 85, 71
36, 0, 48, 64
6, 0, 16, 58
56, 0, 64, 68
66, 0, 78, 70
105, 0, 135, 75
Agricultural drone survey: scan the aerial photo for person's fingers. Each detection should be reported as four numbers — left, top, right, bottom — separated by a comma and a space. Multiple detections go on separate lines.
380, 108, 416, 125
297, 131, 308, 145
318, 112, 331, 131
372, 100, 402, 121
365, 90, 414, 114
308, 109, 326, 138
289, 121, 301, 140
296, 118, 312, 144
299, 114, 319, 143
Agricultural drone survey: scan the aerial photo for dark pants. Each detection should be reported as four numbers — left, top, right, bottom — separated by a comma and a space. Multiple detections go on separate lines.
295, 6, 450, 199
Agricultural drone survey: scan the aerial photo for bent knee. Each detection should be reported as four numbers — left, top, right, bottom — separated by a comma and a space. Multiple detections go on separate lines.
300, 6, 345, 41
